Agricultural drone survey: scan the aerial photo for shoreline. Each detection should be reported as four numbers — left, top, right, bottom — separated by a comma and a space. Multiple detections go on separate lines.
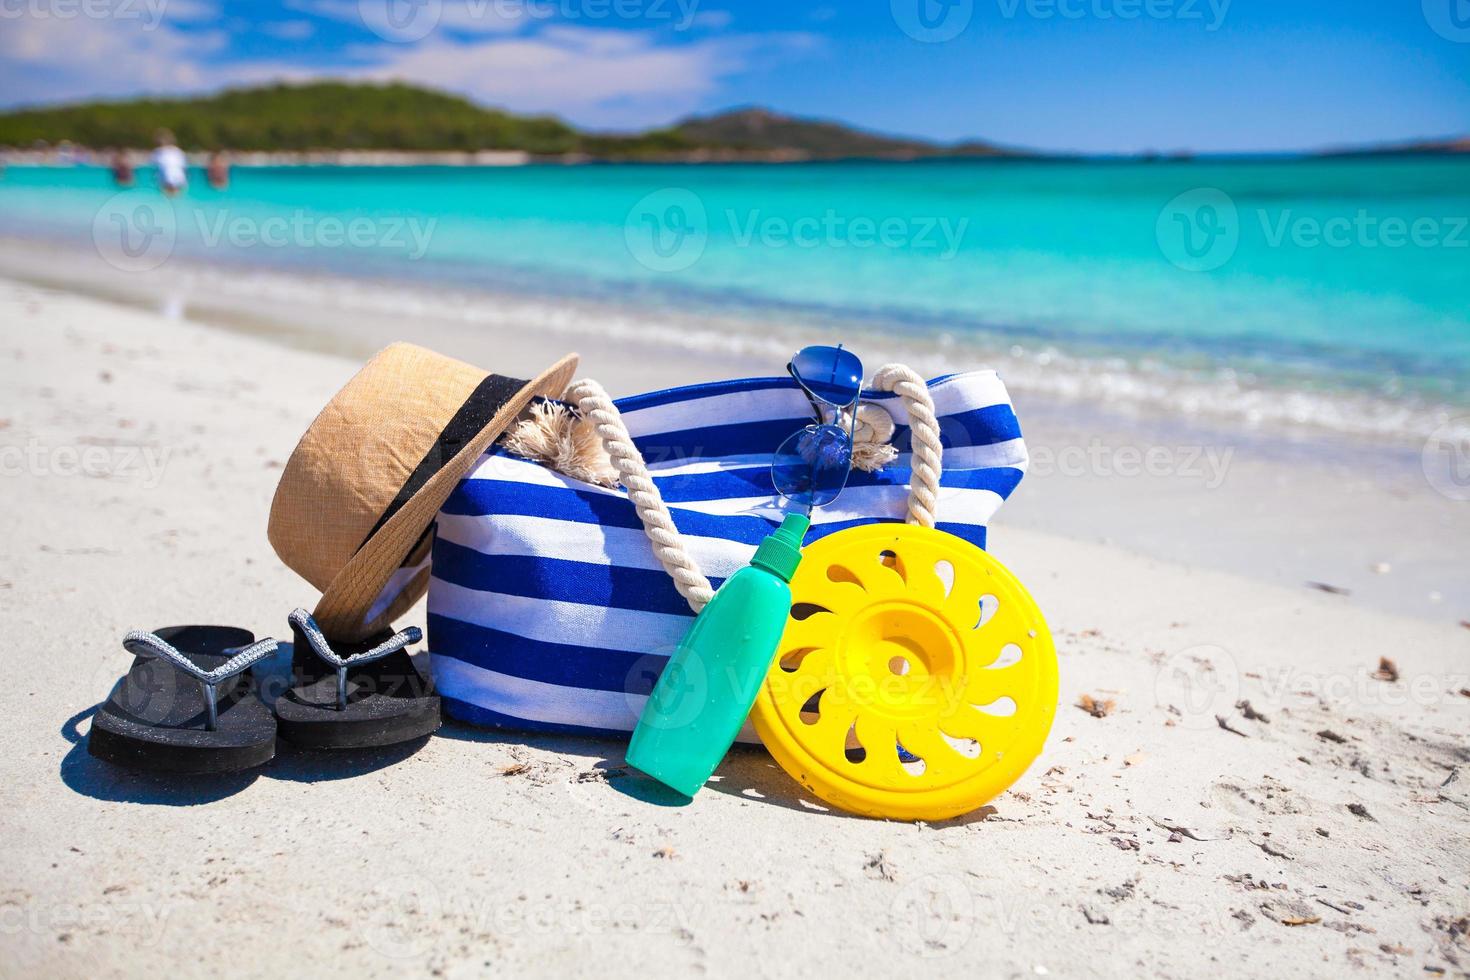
1, 149, 1018, 166
0, 231, 1462, 451
1, 276, 1466, 977
4, 143, 1466, 168
1, 243, 1466, 626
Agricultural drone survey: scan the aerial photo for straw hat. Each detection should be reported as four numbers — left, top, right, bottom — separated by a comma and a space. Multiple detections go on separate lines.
269, 343, 577, 641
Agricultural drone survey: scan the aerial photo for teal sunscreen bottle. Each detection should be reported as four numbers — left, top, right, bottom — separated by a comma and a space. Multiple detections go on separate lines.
626, 513, 810, 797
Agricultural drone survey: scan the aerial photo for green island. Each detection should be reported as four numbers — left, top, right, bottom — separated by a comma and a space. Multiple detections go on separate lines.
3, 81, 1461, 163
0, 81, 1019, 162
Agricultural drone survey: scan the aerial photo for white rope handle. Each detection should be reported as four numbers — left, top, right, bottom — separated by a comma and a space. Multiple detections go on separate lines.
565, 378, 717, 613
872, 363, 943, 529
560, 366, 944, 613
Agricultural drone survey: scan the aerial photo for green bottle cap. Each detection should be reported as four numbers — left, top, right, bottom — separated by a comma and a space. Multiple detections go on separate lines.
750, 513, 810, 581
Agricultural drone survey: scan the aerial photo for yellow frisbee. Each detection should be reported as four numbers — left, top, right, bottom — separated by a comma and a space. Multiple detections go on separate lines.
749, 524, 1058, 821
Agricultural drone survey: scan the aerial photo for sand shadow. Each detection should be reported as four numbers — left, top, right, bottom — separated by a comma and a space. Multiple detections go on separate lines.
697, 744, 857, 818
262, 735, 434, 782
437, 718, 692, 808
434, 718, 625, 759
59, 705, 262, 805
605, 767, 695, 809
700, 745, 1003, 827
442, 720, 870, 816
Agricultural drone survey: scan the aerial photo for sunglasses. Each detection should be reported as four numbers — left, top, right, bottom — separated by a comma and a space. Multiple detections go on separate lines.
771, 345, 865, 512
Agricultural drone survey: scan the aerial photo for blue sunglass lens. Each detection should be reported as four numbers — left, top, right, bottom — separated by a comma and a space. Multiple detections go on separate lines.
790, 346, 863, 408
772, 423, 853, 508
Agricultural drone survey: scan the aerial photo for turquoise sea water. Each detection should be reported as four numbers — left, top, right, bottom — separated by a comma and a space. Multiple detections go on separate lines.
1, 157, 1466, 434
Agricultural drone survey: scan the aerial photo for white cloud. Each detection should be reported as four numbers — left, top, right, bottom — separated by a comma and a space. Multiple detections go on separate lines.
347, 26, 818, 128
261, 19, 317, 40
689, 10, 732, 30
0, 11, 305, 108
283, 0, 526, 34
433, 0, 528, 34
159, 0, 223, 21
0, 3, 819, 131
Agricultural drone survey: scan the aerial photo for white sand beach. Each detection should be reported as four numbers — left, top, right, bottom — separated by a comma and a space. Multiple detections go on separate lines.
2, 275, 1468, 978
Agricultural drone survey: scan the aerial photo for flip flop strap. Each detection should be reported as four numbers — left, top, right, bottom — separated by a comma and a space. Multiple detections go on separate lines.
288, 608, 422, 710
122, 631, 277, 731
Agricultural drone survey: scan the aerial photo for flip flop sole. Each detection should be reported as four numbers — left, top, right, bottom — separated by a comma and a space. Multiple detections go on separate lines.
86, 625, 277, 775
274, 693, 441, 750
88, 706, 276, 774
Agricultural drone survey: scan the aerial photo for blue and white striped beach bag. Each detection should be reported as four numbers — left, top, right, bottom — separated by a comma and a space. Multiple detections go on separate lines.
426, 369, 1028, 737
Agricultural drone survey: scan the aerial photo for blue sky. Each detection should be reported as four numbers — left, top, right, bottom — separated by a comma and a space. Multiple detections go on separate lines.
1, 0, 1466, 152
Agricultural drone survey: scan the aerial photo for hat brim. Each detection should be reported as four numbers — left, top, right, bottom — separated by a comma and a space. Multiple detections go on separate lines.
310, 352, 578, 641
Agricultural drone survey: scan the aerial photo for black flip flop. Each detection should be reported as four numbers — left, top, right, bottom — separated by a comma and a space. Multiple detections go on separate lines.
274, 608, 440, 749
88, 626, 279, 774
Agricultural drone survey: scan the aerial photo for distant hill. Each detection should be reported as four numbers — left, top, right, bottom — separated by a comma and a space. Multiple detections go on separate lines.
1317, 136, 1470, 158
0, 82, 1024, 162
0, 82, 582, 154
669, 107, 1016, 160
